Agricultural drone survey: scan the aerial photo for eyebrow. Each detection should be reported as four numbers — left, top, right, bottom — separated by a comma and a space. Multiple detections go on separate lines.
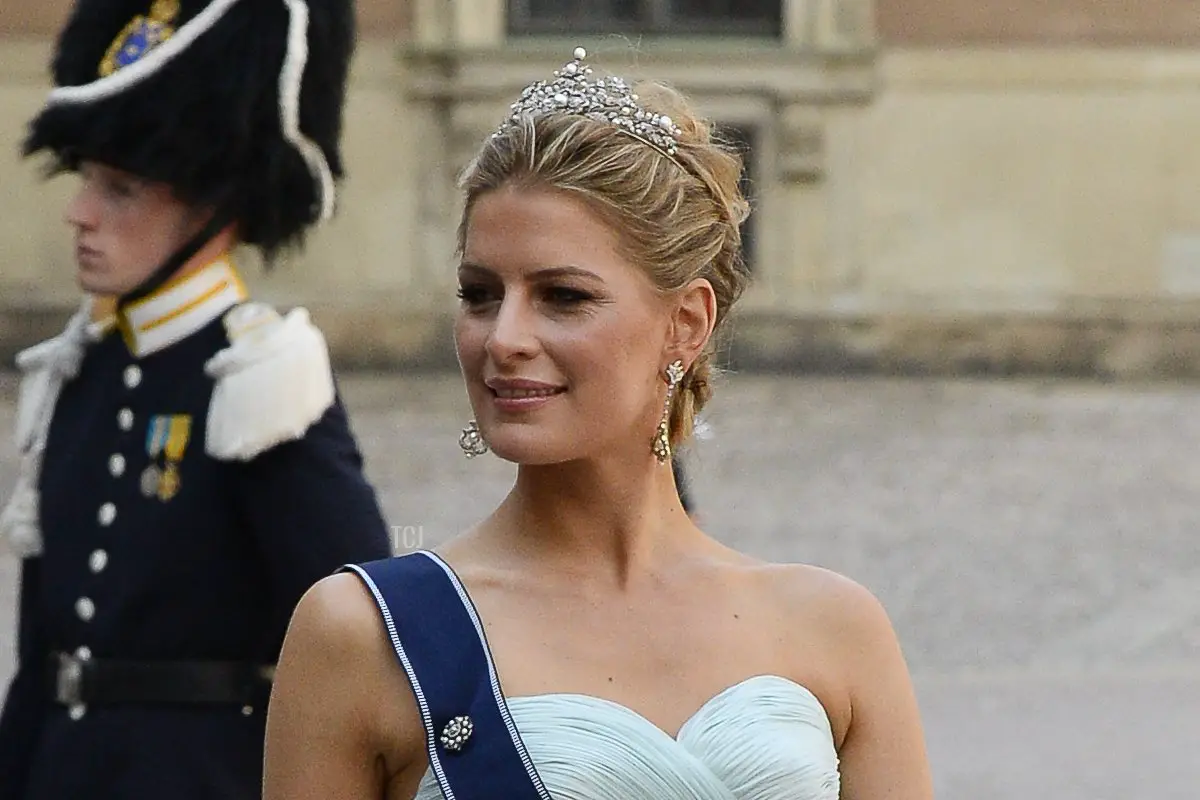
457, 263, 604, 282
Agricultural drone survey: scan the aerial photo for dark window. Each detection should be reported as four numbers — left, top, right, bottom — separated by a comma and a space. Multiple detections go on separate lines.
720, 123, 758, 272
524, 0, 640, 24
671, 0, 782, 24
508, 0, 782, 37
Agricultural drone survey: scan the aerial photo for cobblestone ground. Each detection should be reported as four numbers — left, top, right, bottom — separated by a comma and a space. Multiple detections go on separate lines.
0, 372, 1197, 798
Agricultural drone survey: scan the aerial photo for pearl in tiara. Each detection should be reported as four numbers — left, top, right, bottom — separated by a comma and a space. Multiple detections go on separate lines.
494, 46, 684, 158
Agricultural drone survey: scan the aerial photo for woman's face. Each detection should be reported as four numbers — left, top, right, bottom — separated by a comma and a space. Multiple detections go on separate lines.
455, 184, 674, 466
65, 160, 202, 296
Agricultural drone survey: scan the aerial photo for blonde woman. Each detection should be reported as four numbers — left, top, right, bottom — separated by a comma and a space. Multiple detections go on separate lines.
264, 48, 932, 800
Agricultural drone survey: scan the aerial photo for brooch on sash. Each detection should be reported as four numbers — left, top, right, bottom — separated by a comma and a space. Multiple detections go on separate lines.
142, 414, 191, 501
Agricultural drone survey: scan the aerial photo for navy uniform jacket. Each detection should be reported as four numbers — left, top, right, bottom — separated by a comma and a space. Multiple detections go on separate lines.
0, 258, 393, 799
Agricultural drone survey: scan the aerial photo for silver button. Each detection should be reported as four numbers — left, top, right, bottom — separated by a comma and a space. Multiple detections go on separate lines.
88, 550, 108, 574
75, 646, 92, 661
123, 365, 142, 389
118, 408, 134, 431
241, 705, 254, 717
68, 703, 87, 721
108, 454, 126, 477
75, 597, 95, 622
98, 503, 116, 527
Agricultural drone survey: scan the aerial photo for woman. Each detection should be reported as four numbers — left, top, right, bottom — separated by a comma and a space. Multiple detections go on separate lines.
263, 48, 932, 800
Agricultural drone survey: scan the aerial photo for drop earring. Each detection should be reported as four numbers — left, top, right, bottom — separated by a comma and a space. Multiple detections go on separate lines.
652, 359, 685, 464
458, 420, 489, 458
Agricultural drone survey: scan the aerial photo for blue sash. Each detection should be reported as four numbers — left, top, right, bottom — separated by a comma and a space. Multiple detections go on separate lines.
340, 552, 550, 800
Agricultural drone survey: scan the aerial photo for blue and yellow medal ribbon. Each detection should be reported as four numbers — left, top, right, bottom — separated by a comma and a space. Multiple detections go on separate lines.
145, 414, 171, 458
142, 414, 190, 501
163, 415, 191, 462
157, 415, 191, 501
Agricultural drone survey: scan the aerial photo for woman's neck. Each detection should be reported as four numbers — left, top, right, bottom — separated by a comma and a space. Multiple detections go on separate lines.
485, 456, 701, 590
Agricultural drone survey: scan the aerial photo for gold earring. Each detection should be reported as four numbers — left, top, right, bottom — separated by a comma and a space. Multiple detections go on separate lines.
459, 420, 489, 459
652, 359, 685, 464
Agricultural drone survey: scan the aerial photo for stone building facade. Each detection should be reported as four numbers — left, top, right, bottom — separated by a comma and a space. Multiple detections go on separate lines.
4, 1, 1200, 377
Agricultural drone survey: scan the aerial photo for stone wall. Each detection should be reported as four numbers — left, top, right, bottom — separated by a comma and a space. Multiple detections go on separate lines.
877, 0, 1200, 46
4, 1, 1200, 378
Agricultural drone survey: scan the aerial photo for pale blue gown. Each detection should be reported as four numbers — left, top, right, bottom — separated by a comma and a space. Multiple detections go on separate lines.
413, 674, 841, 799
345, 551, 841, 800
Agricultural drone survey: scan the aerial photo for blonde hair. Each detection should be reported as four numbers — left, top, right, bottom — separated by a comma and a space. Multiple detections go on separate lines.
456, 81, 751, 447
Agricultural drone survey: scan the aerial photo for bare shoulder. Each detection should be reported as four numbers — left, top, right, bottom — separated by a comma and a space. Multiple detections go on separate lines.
760, 562, 895, 635
279, 572, 389, 661
281, 571, 417, 708
753, 561, 932, 799
269, 571, 425, 788
276, 572, 401, 707
755, 562, 908, 688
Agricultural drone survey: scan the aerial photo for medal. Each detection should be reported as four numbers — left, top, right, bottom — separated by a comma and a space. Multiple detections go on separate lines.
142, 414, 192, 502
156, 416, 191, 502
157, 463, 180, 501
140, 464, 162, 497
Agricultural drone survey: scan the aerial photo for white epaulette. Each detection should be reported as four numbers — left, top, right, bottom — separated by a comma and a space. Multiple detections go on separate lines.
1, 297, 96, 558
203, 301, 336, 462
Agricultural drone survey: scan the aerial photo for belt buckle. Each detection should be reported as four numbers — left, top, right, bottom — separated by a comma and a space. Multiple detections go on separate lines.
54, 653, 84, 706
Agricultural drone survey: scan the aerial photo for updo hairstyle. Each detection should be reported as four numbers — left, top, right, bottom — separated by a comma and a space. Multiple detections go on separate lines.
456, 79, 751, 447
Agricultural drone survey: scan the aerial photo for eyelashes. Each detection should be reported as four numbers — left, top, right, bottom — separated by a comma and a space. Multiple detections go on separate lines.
456, 284, 599, 311
544, 287, 596, 305
455, 285, 491, 305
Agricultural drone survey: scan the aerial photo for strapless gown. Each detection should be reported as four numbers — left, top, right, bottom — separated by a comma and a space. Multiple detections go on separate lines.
413, 673, 840, 799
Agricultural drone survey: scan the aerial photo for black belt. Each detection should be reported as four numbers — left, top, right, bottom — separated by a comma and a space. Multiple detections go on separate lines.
48, 651, 275, 708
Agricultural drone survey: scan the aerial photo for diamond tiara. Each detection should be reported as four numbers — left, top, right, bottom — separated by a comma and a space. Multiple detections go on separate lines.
494, 47, 684, 160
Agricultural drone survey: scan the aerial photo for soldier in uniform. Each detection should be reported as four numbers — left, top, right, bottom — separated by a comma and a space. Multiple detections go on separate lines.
0, 0, 393, 797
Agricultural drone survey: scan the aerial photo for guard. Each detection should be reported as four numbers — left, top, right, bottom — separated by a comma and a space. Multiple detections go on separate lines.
0, 0, 393, 797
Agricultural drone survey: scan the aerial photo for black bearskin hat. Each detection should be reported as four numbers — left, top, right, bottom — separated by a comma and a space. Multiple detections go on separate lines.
23, 0, 355, 260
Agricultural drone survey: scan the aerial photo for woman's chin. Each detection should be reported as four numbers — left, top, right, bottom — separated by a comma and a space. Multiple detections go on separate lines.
483, 435, 571, 467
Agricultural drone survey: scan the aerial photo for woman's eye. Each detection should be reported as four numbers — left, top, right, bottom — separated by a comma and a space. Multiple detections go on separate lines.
545, 287, 593, 305
456, 285, 495, 305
